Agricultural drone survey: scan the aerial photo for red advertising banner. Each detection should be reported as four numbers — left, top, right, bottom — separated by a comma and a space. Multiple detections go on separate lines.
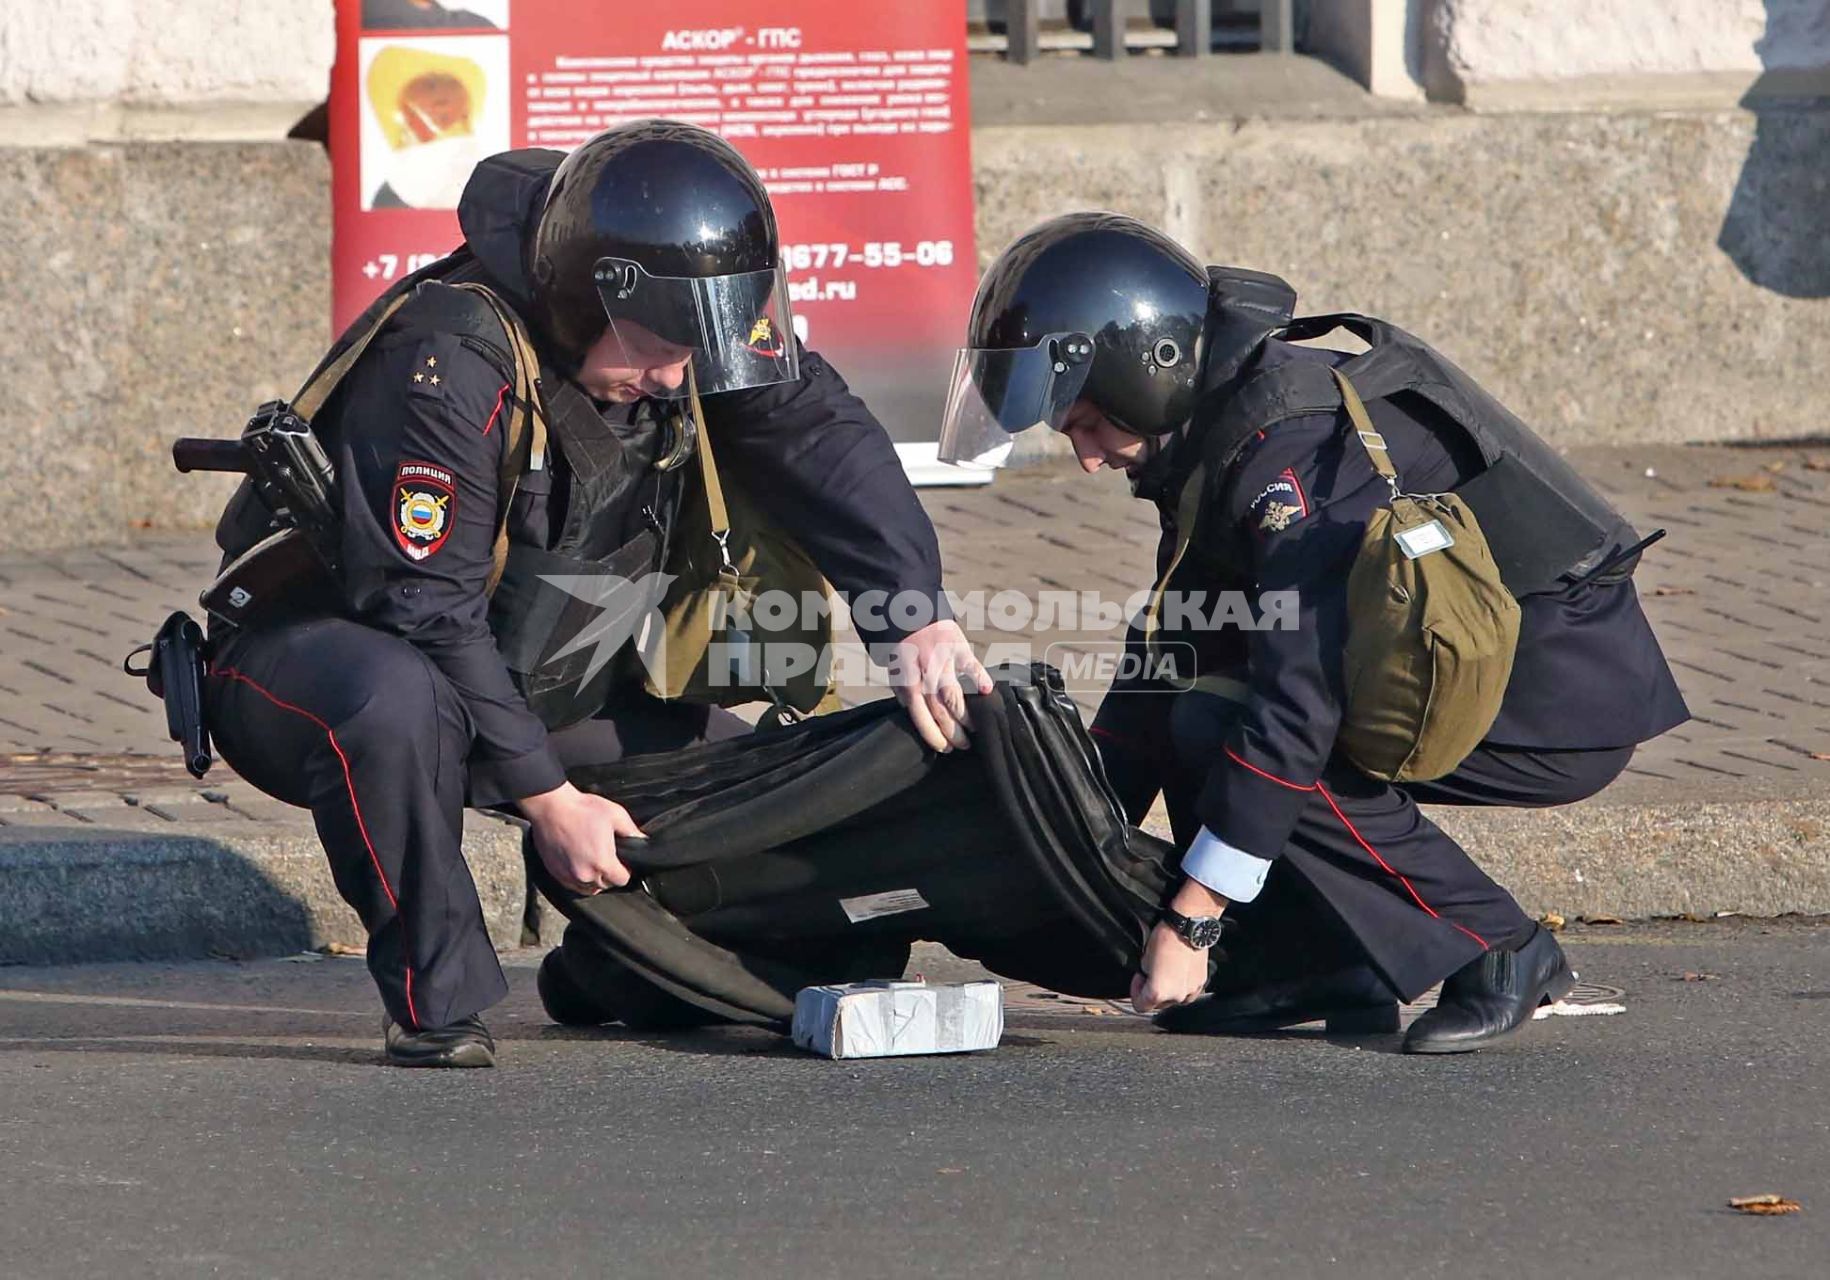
329, 0, 977, 442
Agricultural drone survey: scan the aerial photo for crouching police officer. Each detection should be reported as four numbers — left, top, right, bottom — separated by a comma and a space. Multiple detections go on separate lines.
940, 213, 1687, 1053
202, 121, 988, 1067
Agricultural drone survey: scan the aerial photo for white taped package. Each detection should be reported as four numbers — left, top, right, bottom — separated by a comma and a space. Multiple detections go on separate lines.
791, 980, 1004, 1060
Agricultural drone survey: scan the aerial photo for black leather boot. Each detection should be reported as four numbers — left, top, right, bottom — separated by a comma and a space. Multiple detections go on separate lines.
1402, 926, 1574, 1054
1155, 965, 1401, 1035
384, 1015, 497, 1068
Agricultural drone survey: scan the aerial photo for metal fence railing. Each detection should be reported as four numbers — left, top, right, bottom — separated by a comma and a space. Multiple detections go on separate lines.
988, 0, 1296, 63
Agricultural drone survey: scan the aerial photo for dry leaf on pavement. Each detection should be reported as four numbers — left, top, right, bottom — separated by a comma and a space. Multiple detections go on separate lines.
1728, 1195, 1801, 1215
1649, 586, 1695, 596
1539, 912, 1566, 932
1679, 971, 1718, 982
322, 941, 366, 957
1708, 473, 1778, 492
1582, 915, 1625, 925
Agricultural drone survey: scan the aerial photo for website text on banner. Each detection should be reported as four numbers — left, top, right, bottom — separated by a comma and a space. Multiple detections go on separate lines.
331, 0, 979, 443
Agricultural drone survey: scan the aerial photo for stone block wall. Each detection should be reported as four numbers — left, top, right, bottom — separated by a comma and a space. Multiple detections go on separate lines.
0, 1, 1826, 548
975, 107, 1830, 452
1322, 0, 1830, 104
0, 0, 331, 106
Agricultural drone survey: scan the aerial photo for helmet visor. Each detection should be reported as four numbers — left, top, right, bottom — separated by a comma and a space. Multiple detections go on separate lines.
593, 257, 799, 398
935, 333, 1096, 469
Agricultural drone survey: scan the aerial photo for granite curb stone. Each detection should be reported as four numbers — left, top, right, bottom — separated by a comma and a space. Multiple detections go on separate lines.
0, 812, 528, 966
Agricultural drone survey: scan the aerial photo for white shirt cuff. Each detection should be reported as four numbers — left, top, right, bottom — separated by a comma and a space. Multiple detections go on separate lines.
1180, 827, 1273, 904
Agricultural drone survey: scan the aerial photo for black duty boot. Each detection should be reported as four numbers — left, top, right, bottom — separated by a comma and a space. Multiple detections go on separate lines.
1402, 926, 1575, 1055
384, 1015, 497, 1068
1155, 965, 1400, 1035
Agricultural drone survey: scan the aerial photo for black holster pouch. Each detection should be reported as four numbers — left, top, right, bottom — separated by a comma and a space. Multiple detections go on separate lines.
124, 612, 213, 779
530, 664, 1182, 1031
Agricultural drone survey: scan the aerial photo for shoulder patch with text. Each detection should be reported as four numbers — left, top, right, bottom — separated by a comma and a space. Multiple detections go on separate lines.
1249, 468, 1311, 534
393, 460, 455, 561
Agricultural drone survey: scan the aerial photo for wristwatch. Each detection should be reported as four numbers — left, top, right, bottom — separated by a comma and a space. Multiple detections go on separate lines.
1159, 906, 1226, 950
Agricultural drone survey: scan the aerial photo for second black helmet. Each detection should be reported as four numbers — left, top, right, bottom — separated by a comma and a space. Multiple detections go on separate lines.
938, 212, 1209, 467
530, 120, 797, 396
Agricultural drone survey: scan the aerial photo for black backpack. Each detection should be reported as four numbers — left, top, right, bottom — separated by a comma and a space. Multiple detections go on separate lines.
532, 664, 1180, 1030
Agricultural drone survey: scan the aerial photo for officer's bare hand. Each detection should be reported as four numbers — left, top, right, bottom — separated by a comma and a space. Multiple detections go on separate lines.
1130, 922, 1211, 1013
520, 782, 641, 895
889, 620, 994, 753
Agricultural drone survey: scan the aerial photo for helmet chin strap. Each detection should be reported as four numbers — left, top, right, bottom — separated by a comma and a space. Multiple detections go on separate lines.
1127, 422, 1188, 500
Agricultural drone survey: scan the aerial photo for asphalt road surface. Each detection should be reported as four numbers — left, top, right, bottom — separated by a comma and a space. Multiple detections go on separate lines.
1, 922, 1825, 1279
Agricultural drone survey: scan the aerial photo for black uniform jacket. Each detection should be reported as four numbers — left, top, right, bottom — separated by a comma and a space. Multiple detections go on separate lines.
1157, 338, 1690, 861
305, 151, 946, 806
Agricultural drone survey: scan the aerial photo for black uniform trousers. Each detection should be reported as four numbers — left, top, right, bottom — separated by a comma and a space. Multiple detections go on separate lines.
204, 614, 744, 1030
1092, 684, 1630, 1001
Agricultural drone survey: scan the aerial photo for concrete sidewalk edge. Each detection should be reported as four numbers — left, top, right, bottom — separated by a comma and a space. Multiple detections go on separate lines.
0, 794, 1824, 967
1431, 793, 1830, 921
0, 813, 529, 966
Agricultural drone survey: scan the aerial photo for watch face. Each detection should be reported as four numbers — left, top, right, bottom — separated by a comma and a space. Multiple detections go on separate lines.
1188, 915, 1226, 949
1168, 910, 1225, 949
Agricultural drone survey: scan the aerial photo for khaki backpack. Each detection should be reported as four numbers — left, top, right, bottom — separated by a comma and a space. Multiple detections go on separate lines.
1331, 367, 1520, 782
640, 363, 839, 717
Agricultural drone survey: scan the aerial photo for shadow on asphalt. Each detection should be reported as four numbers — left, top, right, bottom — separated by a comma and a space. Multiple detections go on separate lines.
1150, 1025, 1411, 1055
519, 1023, 1055, 1057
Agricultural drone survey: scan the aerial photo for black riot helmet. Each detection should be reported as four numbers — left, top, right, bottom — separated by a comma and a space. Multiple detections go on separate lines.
938, 212, 1208, 468
529, 120, 797, 396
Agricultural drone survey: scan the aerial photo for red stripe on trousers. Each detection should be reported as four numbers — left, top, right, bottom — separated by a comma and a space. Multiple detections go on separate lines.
1318, 784, 1488, 948
1223, 748, 1488, 948
210, 667, 422, 1028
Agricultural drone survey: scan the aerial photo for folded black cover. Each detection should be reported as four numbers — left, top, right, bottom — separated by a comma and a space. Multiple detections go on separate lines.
534, 664, 1178, 1027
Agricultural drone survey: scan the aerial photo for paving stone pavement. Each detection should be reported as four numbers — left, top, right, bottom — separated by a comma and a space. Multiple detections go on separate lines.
0, 441, 1825, 814
927, 442, 1830, 807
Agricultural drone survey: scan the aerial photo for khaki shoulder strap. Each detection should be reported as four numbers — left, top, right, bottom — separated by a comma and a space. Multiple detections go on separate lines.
284, 278, 547, 594
684, 363, 736, 571
1330, 367, 1400, 497
450, 282, 550, 592
1147, 368, 1393, 653
291, 292, 412, 422
1140, 457, 1209, 663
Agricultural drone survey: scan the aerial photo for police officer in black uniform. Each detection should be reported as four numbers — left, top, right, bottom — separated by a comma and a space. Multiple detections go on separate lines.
939, 213, 1688, 1053
204, 123, 988, 1067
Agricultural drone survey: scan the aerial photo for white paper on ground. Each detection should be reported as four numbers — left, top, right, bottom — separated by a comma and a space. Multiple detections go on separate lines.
838, 888, 930, 924
791, 980, 1004, 1059
1533, 1000, 1626, 1019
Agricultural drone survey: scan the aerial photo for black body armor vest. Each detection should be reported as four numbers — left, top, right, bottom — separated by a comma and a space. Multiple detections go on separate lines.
1197, 313, 1643, 598
369, 262, 689, 727
485, 374, 686, 729
210, 255, 686, 730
